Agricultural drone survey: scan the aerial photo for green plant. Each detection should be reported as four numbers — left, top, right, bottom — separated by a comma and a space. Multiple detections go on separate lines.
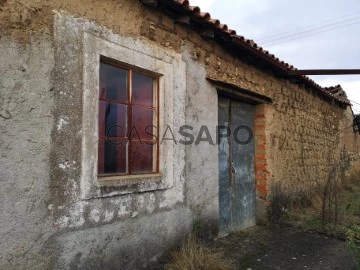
346, 225, 360, 266
304, 217, 322, 229
192, 218, 204, 239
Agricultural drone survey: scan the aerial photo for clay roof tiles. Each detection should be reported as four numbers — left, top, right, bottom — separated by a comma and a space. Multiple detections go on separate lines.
147, 0, 351, 105
323, 85, 349, 103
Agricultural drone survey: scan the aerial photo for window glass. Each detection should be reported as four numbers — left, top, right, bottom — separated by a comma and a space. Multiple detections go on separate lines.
130, 141, 155, 174
132, 72, 154, 107
100, 62, 128, 103
99, 101, 127, 138
132, 107, 155, 140
98, 61, 158, 176
98, 140, 128, 175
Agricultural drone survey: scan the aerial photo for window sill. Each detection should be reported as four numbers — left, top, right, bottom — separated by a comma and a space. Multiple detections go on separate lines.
87, 173, 171, 198
97, 173, 163, 187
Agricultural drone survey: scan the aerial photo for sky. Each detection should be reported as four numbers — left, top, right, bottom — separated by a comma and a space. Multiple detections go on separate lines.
190, 0, 360, 114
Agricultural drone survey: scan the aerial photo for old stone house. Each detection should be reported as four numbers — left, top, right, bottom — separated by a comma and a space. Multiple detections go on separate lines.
1, 0, 359, 269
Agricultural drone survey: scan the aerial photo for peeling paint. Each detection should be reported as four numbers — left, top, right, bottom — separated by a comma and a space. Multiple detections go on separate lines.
104, 211, 114, 222
59, 162, 71, 170
57, 116, 69, 130
90, 209, 100, 223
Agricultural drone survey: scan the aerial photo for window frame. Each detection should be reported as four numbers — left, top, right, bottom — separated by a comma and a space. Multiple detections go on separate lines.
80, 31, 185, 200
98, 57, 160, 177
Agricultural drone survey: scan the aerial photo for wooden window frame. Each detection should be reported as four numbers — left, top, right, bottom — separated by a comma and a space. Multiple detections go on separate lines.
98, 57, 160, 177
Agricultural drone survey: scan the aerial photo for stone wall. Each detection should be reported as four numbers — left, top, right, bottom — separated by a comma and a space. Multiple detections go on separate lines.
343, 108, 360, 168
137, 3, 357, 211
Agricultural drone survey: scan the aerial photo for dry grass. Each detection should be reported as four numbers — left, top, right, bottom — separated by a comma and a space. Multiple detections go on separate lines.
287, 168, 360, 235
165, 236, 236, 270
347, 167, 360, 185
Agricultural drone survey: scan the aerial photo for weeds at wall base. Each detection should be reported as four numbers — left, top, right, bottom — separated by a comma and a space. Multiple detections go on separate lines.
281, 167, 360, 238
346, 225, 360, 267
164, 235, 236, 270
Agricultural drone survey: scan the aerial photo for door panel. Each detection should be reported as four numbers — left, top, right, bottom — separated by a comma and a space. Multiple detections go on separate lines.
218, 97, 232, 235
218, 97, 256, 236
230, 101, 256, 230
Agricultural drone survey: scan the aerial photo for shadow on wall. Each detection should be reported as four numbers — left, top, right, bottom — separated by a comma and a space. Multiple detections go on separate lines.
268, 182, 319, 222
192, 217, 219, 240
268, 150, 354, 223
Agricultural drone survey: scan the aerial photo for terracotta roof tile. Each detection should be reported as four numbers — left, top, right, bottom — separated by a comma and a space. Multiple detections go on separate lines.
147, 0, 351, 105
208, 18, 220, 27
219, 23, 227, 30
323, 85, 349, 103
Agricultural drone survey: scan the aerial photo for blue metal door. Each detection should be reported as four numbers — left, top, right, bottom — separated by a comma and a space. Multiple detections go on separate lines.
218, 96, 256, 236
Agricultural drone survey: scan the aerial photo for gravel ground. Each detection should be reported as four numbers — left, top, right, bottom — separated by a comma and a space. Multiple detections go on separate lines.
213, 224, 358, 270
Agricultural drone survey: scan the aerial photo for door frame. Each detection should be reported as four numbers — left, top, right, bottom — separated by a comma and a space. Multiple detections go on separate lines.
213, 82, 272, 236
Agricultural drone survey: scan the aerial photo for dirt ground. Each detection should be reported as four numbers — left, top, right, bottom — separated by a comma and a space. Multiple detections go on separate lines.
212, 224, 358, 270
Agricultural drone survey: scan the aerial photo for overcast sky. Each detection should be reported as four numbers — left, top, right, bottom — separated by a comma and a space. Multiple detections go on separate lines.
190, 0, 360, 114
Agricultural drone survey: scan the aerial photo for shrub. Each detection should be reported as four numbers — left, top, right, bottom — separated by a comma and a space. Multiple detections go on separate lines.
346, 225, 360, 266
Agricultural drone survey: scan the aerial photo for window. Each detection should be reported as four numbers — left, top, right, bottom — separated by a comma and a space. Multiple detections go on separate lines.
98, 60, 159, 176
80, 29, 183, 199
